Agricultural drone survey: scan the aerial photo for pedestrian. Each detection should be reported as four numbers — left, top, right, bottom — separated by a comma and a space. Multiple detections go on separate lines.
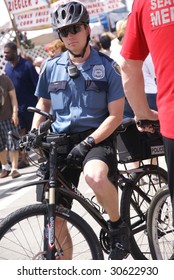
4, 42, 39, 168
99, 32, 112, 57
120, 0, 174, 252
46, 39, 66, 59
33, 56, 44, 74
32, 1, 130, 260
0, 73, 21, 179
40, 39, 66, 73
110, 18, 127, 66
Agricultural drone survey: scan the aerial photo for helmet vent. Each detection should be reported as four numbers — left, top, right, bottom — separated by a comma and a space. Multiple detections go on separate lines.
69, 5, 75, 16
62, 10, 66, 20
77, 5, 82, 16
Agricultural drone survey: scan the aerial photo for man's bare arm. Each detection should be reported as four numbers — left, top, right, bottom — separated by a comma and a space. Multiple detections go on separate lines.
9, 89, 19, 127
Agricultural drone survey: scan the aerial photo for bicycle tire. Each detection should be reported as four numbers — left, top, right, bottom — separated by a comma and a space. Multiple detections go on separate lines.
147, 186, 174, 259
0, 203, 104, 260
120, 165, 167, 260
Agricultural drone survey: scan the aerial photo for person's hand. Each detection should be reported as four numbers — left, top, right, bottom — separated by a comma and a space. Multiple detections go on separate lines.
11, 113, 19, 127
67, 141, 91, 167
135, 109, 158, 133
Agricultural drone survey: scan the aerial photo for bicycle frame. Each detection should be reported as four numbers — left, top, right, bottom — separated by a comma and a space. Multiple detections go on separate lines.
41, 140, 110, 259
14, 151, 164, 259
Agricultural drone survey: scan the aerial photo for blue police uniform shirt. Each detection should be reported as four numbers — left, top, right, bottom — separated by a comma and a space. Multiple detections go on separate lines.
35, 48, 124, 133
5, 56, 38, 112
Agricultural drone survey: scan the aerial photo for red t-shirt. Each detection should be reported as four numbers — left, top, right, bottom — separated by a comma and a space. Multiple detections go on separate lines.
121, 0, 174, 139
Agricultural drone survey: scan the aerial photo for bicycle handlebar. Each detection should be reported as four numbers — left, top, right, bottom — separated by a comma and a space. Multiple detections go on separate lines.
9, 107, 55, 151
116, 118, 160, 134
9, 107, 160, 154
136, 119, 160, 129
27, 106, 56, 123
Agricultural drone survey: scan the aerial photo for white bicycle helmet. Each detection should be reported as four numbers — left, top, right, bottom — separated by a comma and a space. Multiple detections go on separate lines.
52, 1, 89, 31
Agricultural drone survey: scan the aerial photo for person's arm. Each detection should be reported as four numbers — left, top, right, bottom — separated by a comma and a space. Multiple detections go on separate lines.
120, 58, 158, 121
31, 97, 51, 129
9, 89, 19, 127
67, 97, 125, 165
90, 97, 124, 144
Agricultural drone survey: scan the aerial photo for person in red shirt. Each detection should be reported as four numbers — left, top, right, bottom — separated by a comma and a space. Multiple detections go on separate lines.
120, 0, 174, 236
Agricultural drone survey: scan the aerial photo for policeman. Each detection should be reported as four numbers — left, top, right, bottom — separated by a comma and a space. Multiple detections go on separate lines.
32, 1, 130, 260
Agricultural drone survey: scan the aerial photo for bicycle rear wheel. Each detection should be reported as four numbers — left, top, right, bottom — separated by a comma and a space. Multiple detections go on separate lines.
0, 204, 104, 260
147, 186, 174, 259
120, 165, 167, 260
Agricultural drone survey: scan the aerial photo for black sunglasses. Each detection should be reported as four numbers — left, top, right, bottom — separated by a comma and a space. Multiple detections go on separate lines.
59, 25, 82, 38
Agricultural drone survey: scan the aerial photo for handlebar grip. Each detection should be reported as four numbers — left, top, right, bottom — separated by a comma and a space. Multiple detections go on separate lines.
137, 120, 159, 128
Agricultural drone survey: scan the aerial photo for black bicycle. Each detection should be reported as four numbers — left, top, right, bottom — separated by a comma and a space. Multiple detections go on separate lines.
0, 108, 167, 260
147, 185, 174, 259
117, 119, 167, 260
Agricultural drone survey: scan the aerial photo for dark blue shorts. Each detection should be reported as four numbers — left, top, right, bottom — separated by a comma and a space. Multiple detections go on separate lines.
56, 134, 118, 208
83, 136, 118, 179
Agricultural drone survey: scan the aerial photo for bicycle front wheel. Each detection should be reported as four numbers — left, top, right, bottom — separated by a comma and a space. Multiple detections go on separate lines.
120, 165, 167, 260
0, 204, 104, 260
147, 186, 174, 259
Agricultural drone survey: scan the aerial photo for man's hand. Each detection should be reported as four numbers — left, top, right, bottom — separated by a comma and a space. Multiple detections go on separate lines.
67, 141, 91, 167
136, 119, 159, 133
11, 113, 19, 127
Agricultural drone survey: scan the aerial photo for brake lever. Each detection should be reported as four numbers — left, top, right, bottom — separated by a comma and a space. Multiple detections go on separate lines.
38, 119, 52, 134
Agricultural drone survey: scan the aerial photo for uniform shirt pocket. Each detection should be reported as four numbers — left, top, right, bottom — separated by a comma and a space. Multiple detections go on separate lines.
85, 80, 108, 92
84, 80, 108, 109
49, 81, 67, 111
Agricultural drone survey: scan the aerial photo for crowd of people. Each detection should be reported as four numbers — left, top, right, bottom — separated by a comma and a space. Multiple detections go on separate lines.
0, 0, 174, 260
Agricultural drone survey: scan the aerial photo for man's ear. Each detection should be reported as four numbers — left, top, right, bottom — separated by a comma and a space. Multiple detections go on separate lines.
86, 25, 91, 35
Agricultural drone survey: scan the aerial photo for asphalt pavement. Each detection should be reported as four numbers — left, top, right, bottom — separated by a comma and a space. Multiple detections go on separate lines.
0, 152, 39, 219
